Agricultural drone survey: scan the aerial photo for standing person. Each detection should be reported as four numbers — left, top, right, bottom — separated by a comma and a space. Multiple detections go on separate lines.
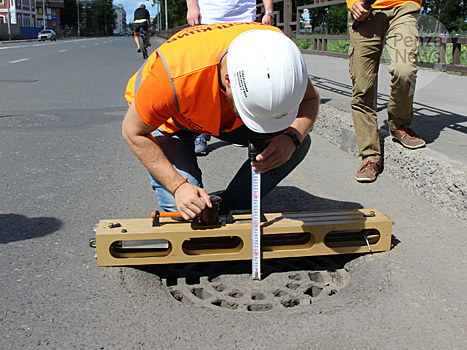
123, 23, 319, 219
348, 0, 425, 183
186, 0, 274, 156
134, 4, 151, 52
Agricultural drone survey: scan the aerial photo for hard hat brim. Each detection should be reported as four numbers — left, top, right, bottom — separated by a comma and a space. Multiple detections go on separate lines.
236, 100, 300, 134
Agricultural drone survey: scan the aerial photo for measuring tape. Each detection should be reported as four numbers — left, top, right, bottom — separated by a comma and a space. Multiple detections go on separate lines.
248, 138, 266, 280
251, 167, 261, 280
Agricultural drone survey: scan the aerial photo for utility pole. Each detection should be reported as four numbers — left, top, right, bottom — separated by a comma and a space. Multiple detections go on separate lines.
165, 0, 167, 30
43, 0, 46, 29
7, 0, 11, 41
155, 0, 160, 31
104, 0, 107, 36
95, 1, 98, 36
157, 1, 160, 31
77, 0, 80, 37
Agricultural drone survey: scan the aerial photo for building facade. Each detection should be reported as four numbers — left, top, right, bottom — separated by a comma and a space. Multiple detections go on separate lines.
113, 3, 126, 35
0, 0, 64, 30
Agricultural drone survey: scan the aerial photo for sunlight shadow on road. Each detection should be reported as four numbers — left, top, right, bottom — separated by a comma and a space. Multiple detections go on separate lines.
0, 213, 63, 244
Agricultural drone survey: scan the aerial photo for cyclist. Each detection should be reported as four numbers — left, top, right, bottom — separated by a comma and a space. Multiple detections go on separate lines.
134, 4, 151, 52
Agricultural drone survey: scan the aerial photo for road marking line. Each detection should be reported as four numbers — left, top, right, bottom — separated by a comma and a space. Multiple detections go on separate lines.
58, 50, 67, 52
9, 58, 30, 63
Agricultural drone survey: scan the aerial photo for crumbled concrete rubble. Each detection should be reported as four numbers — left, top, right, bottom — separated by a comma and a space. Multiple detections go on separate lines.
314, 104, 467, 224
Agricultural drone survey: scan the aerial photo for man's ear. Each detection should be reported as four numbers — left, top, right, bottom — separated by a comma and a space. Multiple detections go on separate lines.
225, 73, 231, 89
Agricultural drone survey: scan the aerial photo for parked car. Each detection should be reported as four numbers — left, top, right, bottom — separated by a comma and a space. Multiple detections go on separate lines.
38, 30, 57, 41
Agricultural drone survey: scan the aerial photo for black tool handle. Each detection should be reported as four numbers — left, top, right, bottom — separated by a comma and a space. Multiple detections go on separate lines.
352, 0, 376, 30
248, 138, 266, 161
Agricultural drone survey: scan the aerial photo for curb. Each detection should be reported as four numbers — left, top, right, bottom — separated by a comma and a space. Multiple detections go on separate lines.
314, 104, 467, 225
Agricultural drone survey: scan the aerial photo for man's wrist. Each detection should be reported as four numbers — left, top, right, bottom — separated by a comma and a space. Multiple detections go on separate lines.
283, 131, 301, 149
264, 11, 274, 17
173, 176, 189, 195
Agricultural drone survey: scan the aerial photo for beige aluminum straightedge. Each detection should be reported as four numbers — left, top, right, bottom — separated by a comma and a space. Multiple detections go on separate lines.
95, 209, 392, 267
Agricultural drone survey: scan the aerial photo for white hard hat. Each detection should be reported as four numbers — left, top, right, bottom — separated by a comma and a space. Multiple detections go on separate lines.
227, 29, 308, 133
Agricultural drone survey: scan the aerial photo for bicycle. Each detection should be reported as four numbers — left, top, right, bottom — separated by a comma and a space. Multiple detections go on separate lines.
139, 28, 149, 59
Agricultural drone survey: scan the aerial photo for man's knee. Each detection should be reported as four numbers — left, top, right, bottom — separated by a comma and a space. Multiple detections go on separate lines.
390, 62, 418, 83
351, 90, 376, 110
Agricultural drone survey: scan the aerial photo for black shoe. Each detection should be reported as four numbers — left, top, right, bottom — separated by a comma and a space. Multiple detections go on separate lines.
137, 48, 141, 53
147, 42, 151, 46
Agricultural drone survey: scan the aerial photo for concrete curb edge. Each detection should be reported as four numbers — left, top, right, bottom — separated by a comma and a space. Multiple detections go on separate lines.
314, 104, 467, 225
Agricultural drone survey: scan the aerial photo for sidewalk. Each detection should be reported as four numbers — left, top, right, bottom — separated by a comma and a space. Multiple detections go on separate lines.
303, 54, 467, 224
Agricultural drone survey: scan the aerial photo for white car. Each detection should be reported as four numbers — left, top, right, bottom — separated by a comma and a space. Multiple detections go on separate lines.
38, 30, 57, 41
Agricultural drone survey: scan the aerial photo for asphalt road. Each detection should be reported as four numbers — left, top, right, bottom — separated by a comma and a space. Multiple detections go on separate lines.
1, 37, 465, 349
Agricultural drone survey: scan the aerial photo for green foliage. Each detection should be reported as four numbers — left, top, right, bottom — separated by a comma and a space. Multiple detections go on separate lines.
297, 2, 348, 35
294, 37, 466, 67
61, 0, 114, 35
84, 0, 116, 36
421, 0, 467, 33
326, 3, 348, 34
328, 39, 350, 53
293, 37, 350, 53
151, 0, 467, 35
61, 0, 84, 29
293, 37, 314, 50
154, 0, 188, 29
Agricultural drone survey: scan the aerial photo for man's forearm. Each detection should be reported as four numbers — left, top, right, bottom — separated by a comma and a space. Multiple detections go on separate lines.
122, 104, 186, 195
287, 78, 320, 141
263, 0, 273, 13
186, 0, 198, 11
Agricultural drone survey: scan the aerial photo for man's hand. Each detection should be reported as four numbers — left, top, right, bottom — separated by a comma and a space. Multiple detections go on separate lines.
352, 1, 371, 21
262, 14, 273, 25
186, 0, 201, 26
262, 0, 274, 25
251, 134, 296, 173
174, 182, 212, 220
122, 102, 210, 221
251, 77, 319, 174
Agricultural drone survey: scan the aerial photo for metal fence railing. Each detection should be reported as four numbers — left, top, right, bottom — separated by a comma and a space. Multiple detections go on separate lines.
156, 0, 467, 73
156, 24, 189, 40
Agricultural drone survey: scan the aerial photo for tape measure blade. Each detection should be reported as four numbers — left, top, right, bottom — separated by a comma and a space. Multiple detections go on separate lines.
251, 167, 261, 280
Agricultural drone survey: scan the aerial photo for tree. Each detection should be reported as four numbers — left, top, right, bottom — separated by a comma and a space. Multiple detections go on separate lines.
61, 0, 84, 32
295, 0, 344, 34
153, 0, 187, 29
421, 0, 467, 32
84, 0, 115, 36
327, 3, 347, 34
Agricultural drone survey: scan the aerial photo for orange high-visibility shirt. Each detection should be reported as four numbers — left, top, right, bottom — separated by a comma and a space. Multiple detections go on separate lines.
125, 22, 282, 136
346, 0, 422, 10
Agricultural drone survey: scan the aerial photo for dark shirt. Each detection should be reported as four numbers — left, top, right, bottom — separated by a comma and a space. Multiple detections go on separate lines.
134, 7, 150, 21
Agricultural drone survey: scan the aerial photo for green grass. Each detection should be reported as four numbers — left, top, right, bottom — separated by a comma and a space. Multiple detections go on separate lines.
293, 37, 467, 67
294, 38, 350, 53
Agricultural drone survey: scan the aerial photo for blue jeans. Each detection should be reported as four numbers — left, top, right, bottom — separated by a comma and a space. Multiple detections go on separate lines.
196, 134, 211, 142
149, 126, 311, 214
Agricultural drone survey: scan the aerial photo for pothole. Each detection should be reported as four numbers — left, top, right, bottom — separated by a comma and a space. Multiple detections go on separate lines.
160, 257, 351, 312
0, 114, 60, 127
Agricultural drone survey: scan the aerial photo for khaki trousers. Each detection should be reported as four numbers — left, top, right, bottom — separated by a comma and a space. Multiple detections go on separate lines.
349, 3, 420, 165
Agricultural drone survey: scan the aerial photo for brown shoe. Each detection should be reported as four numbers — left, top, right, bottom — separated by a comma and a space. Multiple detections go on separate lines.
390, 125, 426, 149
355, 160, 380, 183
